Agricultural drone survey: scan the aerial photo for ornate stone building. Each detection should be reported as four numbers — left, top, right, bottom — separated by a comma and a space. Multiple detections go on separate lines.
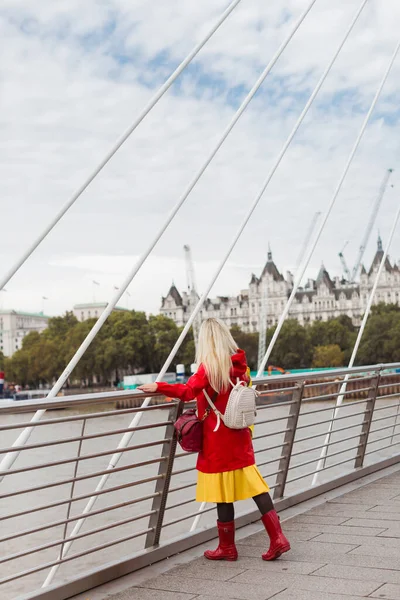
160, 237, 400, 333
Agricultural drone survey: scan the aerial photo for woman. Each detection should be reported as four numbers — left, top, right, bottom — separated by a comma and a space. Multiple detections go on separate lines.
139, 318, 290, 562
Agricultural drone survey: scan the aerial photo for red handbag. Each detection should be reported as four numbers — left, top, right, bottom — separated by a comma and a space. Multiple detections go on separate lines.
174, 408, 208, 452
174, 392, 217, 452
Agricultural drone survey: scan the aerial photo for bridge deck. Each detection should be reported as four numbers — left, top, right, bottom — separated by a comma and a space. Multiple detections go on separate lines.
75, 467, 400, 600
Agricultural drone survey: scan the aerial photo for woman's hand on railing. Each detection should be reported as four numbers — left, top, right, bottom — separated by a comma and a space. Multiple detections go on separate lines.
138, 383, 158, 393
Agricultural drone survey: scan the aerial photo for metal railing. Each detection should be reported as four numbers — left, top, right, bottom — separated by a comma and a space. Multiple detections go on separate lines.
1, 363, 400, 600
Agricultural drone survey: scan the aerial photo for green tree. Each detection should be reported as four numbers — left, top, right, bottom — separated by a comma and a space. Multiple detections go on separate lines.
307, 316, 356, 363
312, 344, 344, 368
230, 326, 259, 370
357, 303, 400, 365
268, 320, 313, 369
44, 312, 78, 340
148, 315, 180, 372
62, 319, 99, 384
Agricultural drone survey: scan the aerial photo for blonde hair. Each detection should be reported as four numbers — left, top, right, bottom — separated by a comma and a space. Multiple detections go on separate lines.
196, 318, 238, 393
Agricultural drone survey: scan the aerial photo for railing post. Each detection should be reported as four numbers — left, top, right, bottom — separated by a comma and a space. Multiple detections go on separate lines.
273, 382, 304, 500
354, 372, 381, 469
145, 401, 183, 548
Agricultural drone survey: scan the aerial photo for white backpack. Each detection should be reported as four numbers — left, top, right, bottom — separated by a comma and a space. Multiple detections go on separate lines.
204, 379, 258, 432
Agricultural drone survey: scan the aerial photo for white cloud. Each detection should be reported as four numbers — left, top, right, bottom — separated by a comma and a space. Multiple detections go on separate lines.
0, 0, 400, 318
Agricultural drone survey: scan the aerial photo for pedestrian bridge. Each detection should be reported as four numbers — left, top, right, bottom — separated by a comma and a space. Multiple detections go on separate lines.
1, 365, 400, 600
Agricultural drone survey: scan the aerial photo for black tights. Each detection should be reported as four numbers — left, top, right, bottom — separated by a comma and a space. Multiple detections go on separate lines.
217, 492, 274, 522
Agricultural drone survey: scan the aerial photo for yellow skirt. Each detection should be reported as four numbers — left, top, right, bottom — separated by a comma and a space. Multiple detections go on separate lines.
196, 465, 269, 503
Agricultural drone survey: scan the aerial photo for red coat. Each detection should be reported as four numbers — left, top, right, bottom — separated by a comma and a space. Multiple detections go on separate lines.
156, 349, 255, 474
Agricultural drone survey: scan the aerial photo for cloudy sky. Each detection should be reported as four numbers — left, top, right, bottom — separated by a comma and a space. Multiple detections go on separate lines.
1, 0, 400, 317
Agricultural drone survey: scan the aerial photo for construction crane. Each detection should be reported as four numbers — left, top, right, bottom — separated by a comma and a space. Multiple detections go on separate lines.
339, 241, 351, 282
339, 168, 393, 283
351, 168, 393, 282
183, 245, 201, 351
294, 211, 321, 277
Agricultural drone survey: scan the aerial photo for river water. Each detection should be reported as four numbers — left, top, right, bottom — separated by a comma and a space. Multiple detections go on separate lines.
1, 395, 399, 599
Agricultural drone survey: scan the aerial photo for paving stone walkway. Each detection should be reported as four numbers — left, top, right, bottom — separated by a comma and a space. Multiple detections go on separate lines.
106, 470, 400, 600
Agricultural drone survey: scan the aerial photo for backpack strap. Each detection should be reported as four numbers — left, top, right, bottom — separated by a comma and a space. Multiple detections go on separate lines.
203, 389, 223, 432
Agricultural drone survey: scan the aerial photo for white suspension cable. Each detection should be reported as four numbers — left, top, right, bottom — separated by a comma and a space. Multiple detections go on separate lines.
189, 0, 369, 532
312, 197, 400, 486
0, 0, 242, 291
257, 33, 400, 379
38, 3, 321, 586
1, 0, 319, 495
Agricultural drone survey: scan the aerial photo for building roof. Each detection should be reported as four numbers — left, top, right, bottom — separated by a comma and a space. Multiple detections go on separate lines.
316, 264, 334, 291
333, 286, 360, 300
162, 284, 183, 307
0, 310, 50, 319
260, 247, 284, 282
73, 303, 129, 311
368, 235, 392, 275
295, 289, 315, 302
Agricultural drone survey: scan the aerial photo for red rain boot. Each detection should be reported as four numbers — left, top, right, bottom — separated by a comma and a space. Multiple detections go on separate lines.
204, 520, 238, 561
261, 510, 290, 561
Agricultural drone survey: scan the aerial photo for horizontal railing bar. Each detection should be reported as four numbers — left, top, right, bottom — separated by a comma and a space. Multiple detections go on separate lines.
258, 386, 297, 394
256, 399, 296, 410
253, 428, 291, 440
174, 451, 196, 459
289, 443, 360, 472
304, 387, 373, 403
165, 497, 196, 511
301, 398, 369, 416
256, 414, 291, 425
254, 441, 291, 454
366, 432, 400, 446
0, 485, 159, 523
169, 481, 197, 494
0, 389, 168, 413
171, 465, 197, 476
303, 391, 343, 402
0, 431, 167, 455
0, 493, 159, 543
372, 403, 400, 414
370, 419, 400, 432
260, 469, 283, 479
286, 453, 362, 485
0, 413, 172, 432
0, 465, 163, 500
294, 419, 368, 444
0, 509, 156, 565
0, 526, 153, 586
377, 381, 400, 389
302, 375, 371, 389
0, 441, 170, 478
162, 505, 216, 527
364, 441, 400, 456
296, 411, 367, 430
257, 455, 285, 468
377, 393, 400, 406
291, 430, 364, 457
